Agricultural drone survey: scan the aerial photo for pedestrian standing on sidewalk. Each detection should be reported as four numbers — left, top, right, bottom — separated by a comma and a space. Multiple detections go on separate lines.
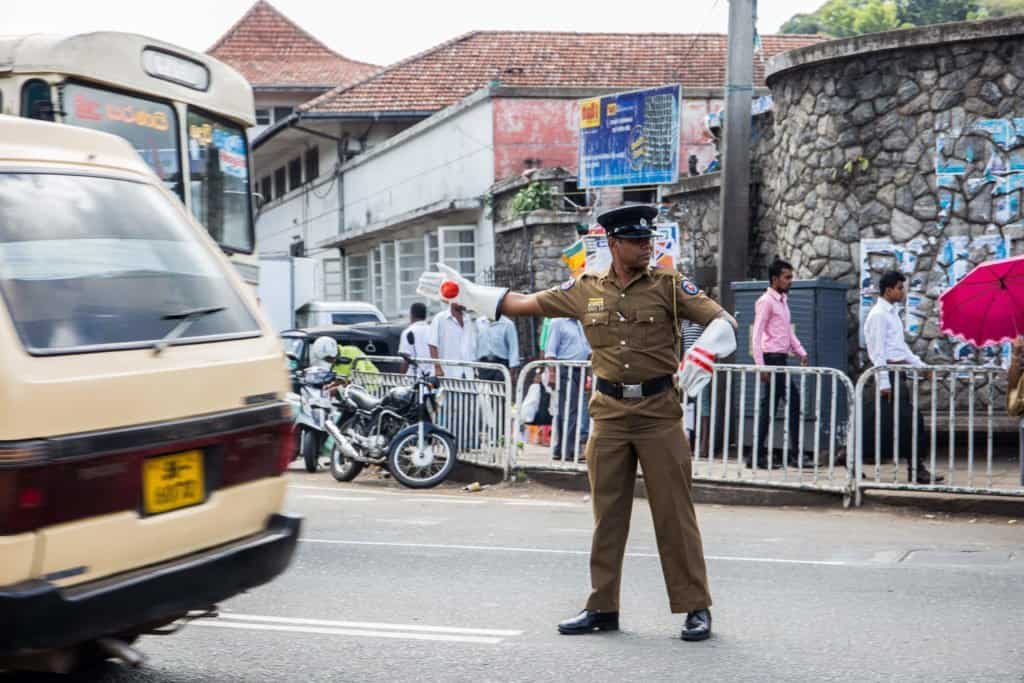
417, 204, 737, 642
428, 302, 477, 379
475, 315, 520, 382
545, 317, 592, 462
750, 258, 811, 469
863, 270, 943, 483
1009, 336, 1024, 416
398, 302, 433, 376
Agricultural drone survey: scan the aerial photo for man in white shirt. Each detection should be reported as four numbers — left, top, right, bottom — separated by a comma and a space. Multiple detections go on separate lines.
398, 302, 433, 377
863, 270, 943, 484
428, 303, 477, 380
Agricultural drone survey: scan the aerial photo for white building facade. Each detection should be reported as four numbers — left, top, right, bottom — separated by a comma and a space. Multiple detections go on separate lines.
254, 90, 496, 321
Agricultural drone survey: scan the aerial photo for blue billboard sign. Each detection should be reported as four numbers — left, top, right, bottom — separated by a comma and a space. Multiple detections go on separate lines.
578, 85, 681, 188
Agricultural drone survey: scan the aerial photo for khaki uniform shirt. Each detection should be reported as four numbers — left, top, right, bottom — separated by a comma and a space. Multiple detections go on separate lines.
536, 267, 723, 420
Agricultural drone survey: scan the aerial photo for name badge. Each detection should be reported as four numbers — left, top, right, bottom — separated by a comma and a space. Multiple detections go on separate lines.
587, 298, 605, 313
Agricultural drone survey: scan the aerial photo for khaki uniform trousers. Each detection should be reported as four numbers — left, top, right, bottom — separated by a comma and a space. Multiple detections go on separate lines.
583, 390, 712, 614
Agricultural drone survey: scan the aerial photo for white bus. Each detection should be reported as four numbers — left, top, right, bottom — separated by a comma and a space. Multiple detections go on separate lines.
0, 32, 259, 285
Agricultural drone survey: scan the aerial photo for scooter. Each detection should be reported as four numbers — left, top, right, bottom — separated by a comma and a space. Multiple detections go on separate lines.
292, 364, 340, 473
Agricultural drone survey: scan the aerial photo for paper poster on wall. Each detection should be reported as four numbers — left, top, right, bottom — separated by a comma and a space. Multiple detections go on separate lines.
652, 223, 680, 270
994, 192, 1020, 224
579, 223, 680, 275
859, 238, 927, 348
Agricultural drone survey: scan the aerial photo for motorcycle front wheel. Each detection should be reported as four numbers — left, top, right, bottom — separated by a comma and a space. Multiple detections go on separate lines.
387, 430, 457, 489
299, 428, 320, 473
330, 419, 365, 482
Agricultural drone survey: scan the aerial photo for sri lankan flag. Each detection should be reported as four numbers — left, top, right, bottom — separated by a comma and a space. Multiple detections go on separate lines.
561, 239, 586, 278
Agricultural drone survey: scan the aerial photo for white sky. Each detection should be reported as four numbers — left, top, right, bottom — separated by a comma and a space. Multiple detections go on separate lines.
7, 0, 825, 67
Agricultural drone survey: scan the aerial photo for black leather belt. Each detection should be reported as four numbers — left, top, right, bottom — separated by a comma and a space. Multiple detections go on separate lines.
595, 375, 674, 400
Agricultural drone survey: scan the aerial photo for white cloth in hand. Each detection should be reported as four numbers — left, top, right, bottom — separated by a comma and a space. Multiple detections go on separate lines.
415, 263, 508, 320
677, 317, 737, 398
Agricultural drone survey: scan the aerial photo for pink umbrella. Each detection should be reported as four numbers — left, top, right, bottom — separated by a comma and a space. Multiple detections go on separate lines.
939, 254, 1024, 347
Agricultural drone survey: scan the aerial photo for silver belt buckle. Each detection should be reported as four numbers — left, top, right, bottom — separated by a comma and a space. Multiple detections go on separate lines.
622, 383, 643, 399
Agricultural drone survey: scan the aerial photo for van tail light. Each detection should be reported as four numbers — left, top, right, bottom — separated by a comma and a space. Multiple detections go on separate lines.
276, 422, 296, 474
0, 441, 50, 535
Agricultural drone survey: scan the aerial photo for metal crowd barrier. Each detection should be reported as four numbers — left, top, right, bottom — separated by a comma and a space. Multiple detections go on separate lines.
511, 360, 594, 472
511, 360, 856, 502
354, 356, 514, 472
854, 365, 1024, 505
693, 364, 856, 501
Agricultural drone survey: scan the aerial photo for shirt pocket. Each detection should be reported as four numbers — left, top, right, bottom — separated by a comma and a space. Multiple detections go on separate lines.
582, 312, 615, 348
634, 307, 674, 348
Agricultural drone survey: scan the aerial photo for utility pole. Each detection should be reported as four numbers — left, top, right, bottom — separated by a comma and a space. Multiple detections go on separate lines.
716, 0, 755, 316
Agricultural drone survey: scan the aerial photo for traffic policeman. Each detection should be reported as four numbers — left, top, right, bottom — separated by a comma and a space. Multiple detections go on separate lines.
417, 204, 736, 642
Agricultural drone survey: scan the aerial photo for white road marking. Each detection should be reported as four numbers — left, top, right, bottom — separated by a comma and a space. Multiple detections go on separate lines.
214, 612, 522, 637
301, 538, 861, 567
288, 484, 584, 508
502, 500, 578, 508
400, 497, 486, 505
299, 495, 379, 502
190, 620, 505, 645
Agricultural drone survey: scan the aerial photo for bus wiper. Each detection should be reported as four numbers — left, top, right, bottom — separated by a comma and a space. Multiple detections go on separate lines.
153, 306, 226, 355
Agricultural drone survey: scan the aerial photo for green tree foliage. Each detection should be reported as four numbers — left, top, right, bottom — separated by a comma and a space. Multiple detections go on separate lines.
780, 0, 904, 38
897, 0, 980, 25
979, 0, 1024, 17
780, 0, 1024, 37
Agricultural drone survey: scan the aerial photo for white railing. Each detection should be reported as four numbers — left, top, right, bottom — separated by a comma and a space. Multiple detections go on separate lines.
511, 361, 857, 502
693, 364, 856, 501
854, 365, 1024, 504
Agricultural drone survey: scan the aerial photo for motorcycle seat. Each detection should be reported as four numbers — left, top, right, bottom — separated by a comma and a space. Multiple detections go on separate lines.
348, 386, 380, 410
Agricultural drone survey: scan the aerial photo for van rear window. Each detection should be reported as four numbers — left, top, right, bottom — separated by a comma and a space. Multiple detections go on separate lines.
331, 313, 382, 325
0, 172, 260, 354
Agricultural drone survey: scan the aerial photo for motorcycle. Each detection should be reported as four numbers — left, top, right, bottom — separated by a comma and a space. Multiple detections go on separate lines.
292, 364, 340, 473
325, 354, 458, 488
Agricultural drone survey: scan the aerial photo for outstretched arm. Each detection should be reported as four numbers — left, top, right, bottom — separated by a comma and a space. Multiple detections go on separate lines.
418, 264, 575, 320
500, 292, 544, 318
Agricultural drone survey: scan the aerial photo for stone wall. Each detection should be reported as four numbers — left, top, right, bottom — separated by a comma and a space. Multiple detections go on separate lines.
762, 16, 1024, 390
489, 169, 584, 358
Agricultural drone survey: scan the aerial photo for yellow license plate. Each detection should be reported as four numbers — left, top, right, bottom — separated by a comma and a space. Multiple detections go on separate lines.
143, 450, 205, 515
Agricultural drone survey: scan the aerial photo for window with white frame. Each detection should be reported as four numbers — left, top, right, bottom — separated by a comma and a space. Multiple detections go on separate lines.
323, 258, 343, 300
397, 238, 425, 314
346, 253, 369, 302
439, 227, 476, 281
426, 232, 438, 268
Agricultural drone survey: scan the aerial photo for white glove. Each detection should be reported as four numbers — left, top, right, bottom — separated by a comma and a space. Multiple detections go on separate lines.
416, 263, 509, 321
677, 317, 737, 399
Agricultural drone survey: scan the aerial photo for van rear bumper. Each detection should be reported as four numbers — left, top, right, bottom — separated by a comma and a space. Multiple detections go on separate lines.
0, 513, 301, 655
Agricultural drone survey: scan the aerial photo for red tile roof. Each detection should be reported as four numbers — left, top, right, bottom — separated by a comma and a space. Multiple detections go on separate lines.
301, 31, 825, 114
208, 0, 378, 89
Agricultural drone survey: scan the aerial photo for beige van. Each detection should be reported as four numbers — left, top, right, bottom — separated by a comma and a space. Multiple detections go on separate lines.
0, 116, 300, 671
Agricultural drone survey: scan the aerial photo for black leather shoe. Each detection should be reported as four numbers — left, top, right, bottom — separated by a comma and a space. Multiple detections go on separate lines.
557, 610, 619, 635
909, 466, 944, 484
680, 609, 712, 641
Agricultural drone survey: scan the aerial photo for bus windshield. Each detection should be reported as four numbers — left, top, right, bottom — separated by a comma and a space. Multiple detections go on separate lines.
187, 109, 254, 254
61, 82, 183, 199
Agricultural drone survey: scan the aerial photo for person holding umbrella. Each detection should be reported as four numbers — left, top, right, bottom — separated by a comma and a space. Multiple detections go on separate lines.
938, 254, 1024, 416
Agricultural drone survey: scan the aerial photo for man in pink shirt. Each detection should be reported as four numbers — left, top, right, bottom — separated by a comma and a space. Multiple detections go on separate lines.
749, 259, 811, 469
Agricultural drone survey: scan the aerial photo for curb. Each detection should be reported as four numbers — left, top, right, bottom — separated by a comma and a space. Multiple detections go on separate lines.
513, 466, 1024, 517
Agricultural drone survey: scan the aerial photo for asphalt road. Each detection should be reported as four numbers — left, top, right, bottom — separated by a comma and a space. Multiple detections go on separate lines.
9, 470, 1024, 682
